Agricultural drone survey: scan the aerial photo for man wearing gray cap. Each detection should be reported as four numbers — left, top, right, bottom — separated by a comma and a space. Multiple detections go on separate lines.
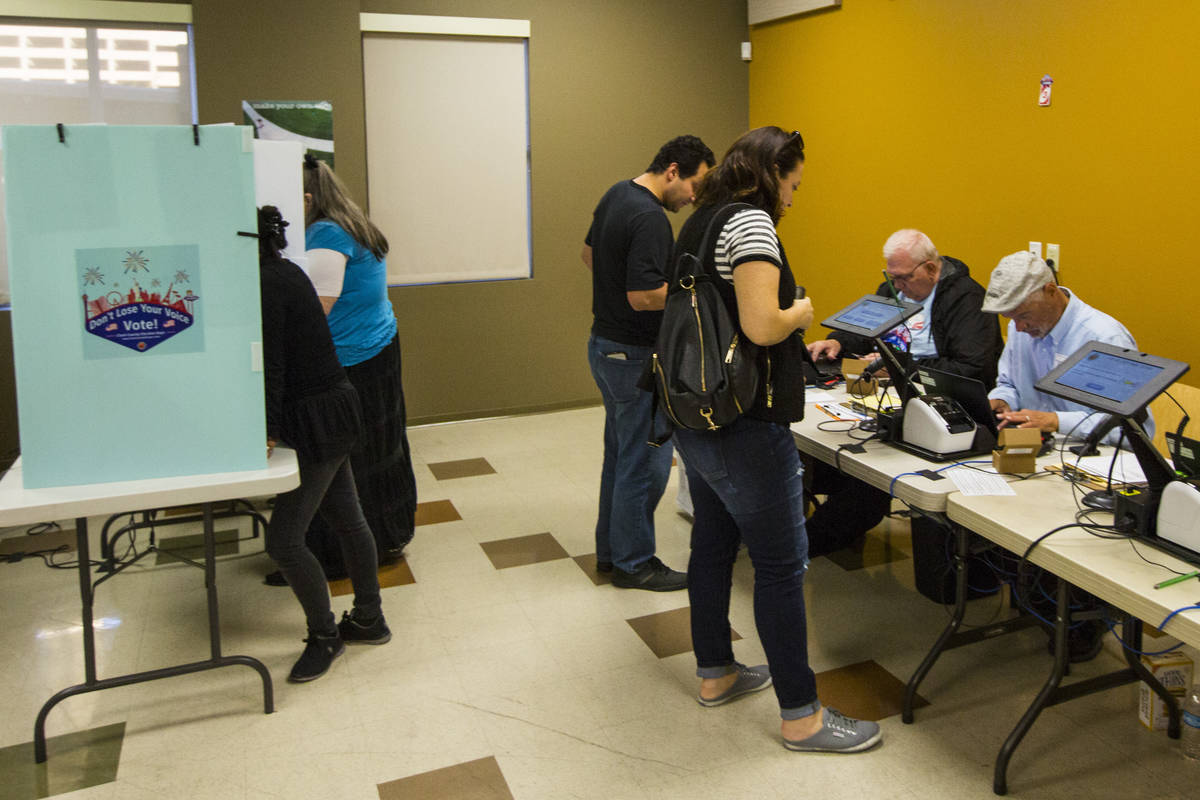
982, 250, 1148, 662
983, 250, 1145, 443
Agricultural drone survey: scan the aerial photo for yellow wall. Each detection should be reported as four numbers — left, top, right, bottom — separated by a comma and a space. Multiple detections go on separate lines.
752, 1, 1200, 372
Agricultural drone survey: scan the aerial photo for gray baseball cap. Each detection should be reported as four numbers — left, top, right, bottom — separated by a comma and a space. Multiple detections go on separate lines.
981, 251, 1055, 314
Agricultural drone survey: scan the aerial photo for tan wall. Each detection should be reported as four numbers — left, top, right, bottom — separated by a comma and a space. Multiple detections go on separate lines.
0, 0, 749, 461
751, 1, 1200, 372
194, 0, 750, 423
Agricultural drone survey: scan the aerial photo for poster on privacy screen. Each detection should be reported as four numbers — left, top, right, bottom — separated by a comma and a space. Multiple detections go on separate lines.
78, 244, 203, 357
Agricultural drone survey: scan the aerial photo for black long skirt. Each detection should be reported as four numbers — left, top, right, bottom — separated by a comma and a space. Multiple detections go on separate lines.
305, 333, 417, 575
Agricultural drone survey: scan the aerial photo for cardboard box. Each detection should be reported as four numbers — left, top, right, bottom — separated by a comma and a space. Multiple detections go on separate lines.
842, 358, 878, 397
992, 427, 1042, 473
1138, 650, 1192, 731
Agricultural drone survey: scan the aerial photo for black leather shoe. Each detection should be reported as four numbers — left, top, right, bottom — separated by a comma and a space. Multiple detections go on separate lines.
288, 632, 345, 682
595, 560, 613, 573
263, 570, 288, 587
611, 557, 687, 591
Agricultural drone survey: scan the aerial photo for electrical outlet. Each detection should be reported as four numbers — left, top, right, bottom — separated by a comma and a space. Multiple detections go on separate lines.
1046, 243, 1060, 273
1029, 241, 1042, 258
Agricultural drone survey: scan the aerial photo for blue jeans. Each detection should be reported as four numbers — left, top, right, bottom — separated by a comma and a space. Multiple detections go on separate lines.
267, 453, 382, 636
587, 334, 674, 572
674, 417, 819, 718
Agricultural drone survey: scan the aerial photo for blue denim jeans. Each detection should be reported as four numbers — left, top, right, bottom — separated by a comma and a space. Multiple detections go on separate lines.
267, 453, 382, 636
674, 416, 819, 718
587, 334, 674, 572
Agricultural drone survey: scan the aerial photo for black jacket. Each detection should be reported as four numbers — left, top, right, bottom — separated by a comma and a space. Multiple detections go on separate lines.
830, 256, 1003, 386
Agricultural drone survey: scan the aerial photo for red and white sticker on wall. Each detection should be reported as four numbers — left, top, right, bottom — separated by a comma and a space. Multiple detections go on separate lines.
1038, 75, 1053, 107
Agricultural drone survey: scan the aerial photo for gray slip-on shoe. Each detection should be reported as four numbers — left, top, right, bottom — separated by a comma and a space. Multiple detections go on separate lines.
697, 662, 773, 707
783, 708, 882, 753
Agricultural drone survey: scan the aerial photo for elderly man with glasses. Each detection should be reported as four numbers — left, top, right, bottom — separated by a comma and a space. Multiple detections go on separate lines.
808, 229, 1002, 384
802, 230, 1003, 588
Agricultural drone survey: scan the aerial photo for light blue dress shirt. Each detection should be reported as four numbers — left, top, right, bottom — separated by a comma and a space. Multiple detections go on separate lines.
988, 288, 1153, 442
899, 285, 938, 358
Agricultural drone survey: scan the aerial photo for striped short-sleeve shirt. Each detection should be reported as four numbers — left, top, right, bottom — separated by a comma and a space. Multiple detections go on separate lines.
713, 208, 780, 283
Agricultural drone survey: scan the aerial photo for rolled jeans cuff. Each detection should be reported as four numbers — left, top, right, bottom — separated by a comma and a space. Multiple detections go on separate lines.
696, 663, 737, 679
780, 699, 822, 720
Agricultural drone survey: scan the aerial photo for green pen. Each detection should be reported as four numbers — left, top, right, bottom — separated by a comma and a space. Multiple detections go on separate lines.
1154, 569, 1200, 589
881, 269, 901, 302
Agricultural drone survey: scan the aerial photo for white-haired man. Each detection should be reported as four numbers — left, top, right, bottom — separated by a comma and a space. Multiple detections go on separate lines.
804, 230, 1002, 562
808, 229, 1002, 384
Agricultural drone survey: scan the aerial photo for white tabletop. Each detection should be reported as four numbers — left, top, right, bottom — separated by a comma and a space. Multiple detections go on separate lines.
0, 448, 299, 528
948, 479, 1200, 651
791, 388, 986, 512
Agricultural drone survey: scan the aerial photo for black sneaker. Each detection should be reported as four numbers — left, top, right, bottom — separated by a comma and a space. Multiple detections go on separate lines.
287, 632, 345, 683
611, 556, 687, 592
337, 609, 392, 645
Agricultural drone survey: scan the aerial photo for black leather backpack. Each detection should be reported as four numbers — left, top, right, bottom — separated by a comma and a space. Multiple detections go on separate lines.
645, 203, 759, 444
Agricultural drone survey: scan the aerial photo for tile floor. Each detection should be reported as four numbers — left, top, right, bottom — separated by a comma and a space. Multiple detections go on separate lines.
0, 406, 1197, 799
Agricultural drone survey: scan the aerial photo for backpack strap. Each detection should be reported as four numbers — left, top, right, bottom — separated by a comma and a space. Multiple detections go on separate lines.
670, 202, 758, 286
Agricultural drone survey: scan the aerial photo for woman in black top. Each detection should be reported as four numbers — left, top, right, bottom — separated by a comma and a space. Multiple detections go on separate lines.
257, 206, 390, 683
670, 128, 881, 753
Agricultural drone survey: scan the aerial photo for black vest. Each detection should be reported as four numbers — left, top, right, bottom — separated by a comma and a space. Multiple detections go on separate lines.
673, 204, 807, 424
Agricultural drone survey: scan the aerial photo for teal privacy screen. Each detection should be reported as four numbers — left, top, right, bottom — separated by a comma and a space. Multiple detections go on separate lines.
3, 124, 266, 488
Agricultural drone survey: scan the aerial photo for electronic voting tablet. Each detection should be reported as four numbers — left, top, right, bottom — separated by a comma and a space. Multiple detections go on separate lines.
821, 294, 922, 339
1034, 341, 1189, 418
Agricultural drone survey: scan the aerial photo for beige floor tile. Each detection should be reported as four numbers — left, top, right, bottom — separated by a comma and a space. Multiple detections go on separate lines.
4, 406, 1192, 800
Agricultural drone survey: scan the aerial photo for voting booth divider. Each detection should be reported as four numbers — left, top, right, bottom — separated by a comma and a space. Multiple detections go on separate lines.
3, 124, 272, 489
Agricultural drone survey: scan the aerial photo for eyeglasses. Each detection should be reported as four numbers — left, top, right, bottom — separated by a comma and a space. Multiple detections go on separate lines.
887, 260, 930, 284
785, 129, 804, 150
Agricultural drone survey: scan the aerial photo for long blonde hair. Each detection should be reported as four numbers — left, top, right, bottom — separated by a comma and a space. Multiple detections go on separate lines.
303, 158, 389, 261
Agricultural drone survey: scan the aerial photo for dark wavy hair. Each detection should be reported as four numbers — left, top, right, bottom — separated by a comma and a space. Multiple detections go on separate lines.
693, 126, 805, 222
256, 205, 289, 261
645, 135, 715, 180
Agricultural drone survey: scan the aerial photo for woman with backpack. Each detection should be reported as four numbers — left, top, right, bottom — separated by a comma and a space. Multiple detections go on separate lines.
669, 126, 882, 753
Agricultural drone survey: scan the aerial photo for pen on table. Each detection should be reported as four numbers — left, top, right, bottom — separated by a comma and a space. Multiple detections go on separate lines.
1154, 569, 1200, 589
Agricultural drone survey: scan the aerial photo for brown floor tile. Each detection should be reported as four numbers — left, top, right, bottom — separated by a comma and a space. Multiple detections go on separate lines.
416, 499, 462, 526
0, 527, 77, 557
479, 533, 568, 569
377, 755, 513, 800
0, 722, 124, 799
427, 458, 496, 480
626, 606, 741, 659
814, 659, 928, 721
824, 521, 912, 572
154, 529, 239, 565
329, 557, 415, 597
574, 553, 612, 586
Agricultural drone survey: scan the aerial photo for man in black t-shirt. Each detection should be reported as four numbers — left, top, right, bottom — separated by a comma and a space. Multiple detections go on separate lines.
583, 135, 713, 591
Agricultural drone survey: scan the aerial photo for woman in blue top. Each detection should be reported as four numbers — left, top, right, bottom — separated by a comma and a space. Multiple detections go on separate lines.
299, 156, 417, 574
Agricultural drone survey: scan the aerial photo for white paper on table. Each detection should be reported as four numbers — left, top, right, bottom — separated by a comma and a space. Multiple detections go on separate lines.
814, 402, 869, 421
1071, 451, 1147, 484
946, 466, 1016, 496
805, 388, 837, 404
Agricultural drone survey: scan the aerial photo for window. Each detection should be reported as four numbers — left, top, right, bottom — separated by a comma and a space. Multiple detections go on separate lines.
0, 4, 195, 307
360, 14, 532, 286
